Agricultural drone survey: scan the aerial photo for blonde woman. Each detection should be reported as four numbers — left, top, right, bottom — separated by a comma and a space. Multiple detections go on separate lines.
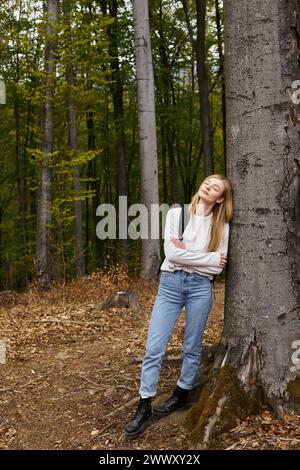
124, 174, 233, 439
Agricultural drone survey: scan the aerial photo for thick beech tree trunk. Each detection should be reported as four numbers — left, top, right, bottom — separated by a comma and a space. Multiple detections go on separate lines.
187, 0, 300, 447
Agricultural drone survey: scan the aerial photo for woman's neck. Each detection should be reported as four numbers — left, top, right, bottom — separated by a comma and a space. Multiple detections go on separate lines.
195, 200, 215, 217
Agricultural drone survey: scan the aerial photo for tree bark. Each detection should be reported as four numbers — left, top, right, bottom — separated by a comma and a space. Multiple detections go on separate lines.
186, 0, 300, 448
36, 0, 58, 289
132, 0, 160, 280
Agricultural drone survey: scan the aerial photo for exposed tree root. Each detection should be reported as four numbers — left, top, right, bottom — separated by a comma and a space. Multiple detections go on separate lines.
184, 341, 264, 448
185, 364, 260, 448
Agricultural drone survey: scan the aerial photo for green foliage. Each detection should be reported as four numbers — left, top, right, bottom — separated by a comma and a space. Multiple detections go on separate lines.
0, 0, 225, 289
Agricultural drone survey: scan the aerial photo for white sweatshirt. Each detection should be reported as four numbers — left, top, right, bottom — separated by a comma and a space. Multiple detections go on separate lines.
160, 207, 230, 280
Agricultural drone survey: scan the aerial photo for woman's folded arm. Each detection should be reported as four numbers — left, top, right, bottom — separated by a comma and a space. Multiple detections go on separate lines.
164, 239, 221, 269
163, 207, 230, 275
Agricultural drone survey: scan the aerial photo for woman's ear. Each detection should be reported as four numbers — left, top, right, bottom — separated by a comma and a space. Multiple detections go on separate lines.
217, 197, 224, 204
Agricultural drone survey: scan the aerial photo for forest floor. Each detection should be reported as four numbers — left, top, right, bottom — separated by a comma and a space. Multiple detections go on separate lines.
0, 266, 299, 451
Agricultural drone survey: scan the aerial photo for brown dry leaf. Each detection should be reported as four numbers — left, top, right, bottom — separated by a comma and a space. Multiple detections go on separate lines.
278, 440, 289, 450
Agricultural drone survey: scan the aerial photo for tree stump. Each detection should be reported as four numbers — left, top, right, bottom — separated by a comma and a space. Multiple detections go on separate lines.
98, 290, 142, 316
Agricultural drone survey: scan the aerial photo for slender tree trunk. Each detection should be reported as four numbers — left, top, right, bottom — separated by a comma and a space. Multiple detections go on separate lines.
132, 0, 160, 280
215, 0, 226, 170
14, 31, 29, 289
128, 93, 137, 205
63, 0, 85, 277
0, 81, 5, 105
14, 97, 29, 289
36, 0, 58, 289
84, 2, 102, 269
186, 0, 300, 448
160, 126, 168, 203
86, 111, 102, 268
103, 95, 114, 264
157, 1, 179, 203
181, 0, 213, 176
195, 0, 213, 176
109, 0, 129, 269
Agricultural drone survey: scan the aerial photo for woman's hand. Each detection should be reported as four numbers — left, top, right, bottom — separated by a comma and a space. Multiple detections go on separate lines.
171, 237, 186, 249
220, 253, 227, 268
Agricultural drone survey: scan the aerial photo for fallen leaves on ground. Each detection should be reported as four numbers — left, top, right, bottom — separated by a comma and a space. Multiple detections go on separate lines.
0, 266, 299, 450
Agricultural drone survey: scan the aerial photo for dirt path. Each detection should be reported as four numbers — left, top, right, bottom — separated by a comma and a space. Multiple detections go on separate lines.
0, 270, 299, 450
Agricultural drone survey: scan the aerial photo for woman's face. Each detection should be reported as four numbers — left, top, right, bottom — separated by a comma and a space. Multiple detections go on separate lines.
198, 177, 225, 204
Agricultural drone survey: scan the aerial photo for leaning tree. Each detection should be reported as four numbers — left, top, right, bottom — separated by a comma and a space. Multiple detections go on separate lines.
187, 0, 300, 447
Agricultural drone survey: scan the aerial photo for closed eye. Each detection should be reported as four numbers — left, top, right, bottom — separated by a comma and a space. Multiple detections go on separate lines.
205, 179, 222, 191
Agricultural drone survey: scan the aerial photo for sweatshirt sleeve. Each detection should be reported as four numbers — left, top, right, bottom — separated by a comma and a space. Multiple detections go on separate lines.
163, 208, 230, 275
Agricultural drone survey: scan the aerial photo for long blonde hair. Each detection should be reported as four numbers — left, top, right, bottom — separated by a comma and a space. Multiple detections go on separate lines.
188, 174, 233, 251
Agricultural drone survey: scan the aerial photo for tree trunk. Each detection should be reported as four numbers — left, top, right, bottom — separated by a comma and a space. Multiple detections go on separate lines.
36, 0, 58, 289
160, 126, 168, 203
0, 80, 5, 104
14, 96, 29, 289
132, 0, 160, 280
14, 29, 29, 290
181, 0, 213, 176
186, 0, 300, 448
86, 111, 102, 269
215, 0, 226, 171
63, 0, 85, 277
196, 0, 213, 176
157, 1, 179, 203
109, 0, 129, 270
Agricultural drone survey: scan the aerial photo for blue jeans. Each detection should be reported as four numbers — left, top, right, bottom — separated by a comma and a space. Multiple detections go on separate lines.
139, 269, 213, 397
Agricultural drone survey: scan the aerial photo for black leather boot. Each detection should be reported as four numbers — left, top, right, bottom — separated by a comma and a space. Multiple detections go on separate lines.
152, 385, 189, 417
124, 397, 153, 439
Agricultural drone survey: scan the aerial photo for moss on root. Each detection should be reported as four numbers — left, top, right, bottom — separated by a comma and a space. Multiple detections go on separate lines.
287, 377, 300, 403
184, 365, 260, 446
